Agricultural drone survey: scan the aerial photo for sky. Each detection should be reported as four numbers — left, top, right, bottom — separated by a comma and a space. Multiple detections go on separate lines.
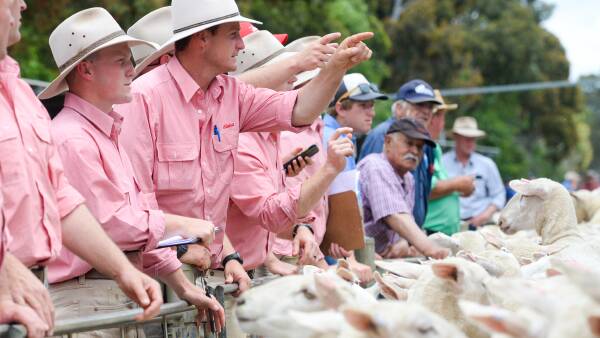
543, 0, 600, 80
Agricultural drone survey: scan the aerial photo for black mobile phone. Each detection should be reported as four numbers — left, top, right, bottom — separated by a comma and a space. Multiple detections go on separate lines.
282, 144, 320, 172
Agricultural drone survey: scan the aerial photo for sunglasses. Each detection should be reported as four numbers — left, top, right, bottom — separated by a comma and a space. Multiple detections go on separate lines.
337, 83, 380, 104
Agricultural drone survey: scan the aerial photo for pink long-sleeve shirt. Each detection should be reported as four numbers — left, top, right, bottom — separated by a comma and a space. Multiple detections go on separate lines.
272, 119, 328, 257
0, 57, 85, 268
226, 132, 305, 270
47, 93, 181, 283
116, 57, 303, 267
0, 178, 4, 269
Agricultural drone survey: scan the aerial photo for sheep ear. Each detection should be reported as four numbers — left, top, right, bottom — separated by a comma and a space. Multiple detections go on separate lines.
431, 262, 459, 282
460, 301, 530, 337
343, 308, 377, 334
313, 274, 345, 309
374, 271, 408, 301
509, 179, 550, 198
336, 267, 357, 283
338, 259, 350, 270
480, 230, 505, 249
589, 315, 600, 336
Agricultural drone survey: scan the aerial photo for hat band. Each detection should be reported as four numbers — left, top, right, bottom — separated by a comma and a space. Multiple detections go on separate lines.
58, 30, 126, 72
173, 12, 240, 34
246, 48, 286, 72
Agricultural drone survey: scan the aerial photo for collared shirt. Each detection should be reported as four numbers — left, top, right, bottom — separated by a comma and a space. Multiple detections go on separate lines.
0, 56, 85, 268
358, 116, 434, 226
423, 144, 460, 235
227, 132, 307, 270
48, 93, 180, 283
441, 150, 506, 220
323, 114, 356, 171
358, 153, 415, 254
273, 119, 328, 256
0, 177, 4, 269
116, 57, 302, 266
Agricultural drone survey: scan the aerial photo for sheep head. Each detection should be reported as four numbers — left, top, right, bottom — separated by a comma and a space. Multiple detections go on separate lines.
343, 301, 467, 338
499, 178, 577, 241
430, 258, 491, 303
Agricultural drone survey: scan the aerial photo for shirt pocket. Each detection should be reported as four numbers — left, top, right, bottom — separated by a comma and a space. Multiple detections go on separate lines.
212, 128, 238, 184
0, 128, 24, 185
155, 142, 199, 191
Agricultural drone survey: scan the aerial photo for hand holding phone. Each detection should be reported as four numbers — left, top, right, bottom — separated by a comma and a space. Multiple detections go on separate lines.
282, 144, 320, 172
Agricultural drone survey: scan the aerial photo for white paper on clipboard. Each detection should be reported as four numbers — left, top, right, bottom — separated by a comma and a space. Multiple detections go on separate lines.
327, 169, 359, 195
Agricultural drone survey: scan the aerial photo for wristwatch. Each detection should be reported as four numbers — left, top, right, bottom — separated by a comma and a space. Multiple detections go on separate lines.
222, 252, 243, 268
292, 223, 314, 238
176, 244, 189, 259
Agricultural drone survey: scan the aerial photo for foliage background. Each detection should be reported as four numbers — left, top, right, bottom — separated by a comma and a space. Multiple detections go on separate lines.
10, 0, 597, 181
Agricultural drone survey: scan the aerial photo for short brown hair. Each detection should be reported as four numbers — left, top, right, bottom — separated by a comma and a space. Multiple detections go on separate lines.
328, 99, 357, 117
175, 25, 221, 52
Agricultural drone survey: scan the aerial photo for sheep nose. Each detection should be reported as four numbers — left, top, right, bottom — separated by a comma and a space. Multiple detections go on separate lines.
237, 299, 246, 307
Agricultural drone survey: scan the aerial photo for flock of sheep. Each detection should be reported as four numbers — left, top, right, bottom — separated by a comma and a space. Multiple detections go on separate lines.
233, 178, 600, 338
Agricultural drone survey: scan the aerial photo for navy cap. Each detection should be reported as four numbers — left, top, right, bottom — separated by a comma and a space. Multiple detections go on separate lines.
330, 73, 388, 107
386, 118, 436, 147
394, 79, 443, 104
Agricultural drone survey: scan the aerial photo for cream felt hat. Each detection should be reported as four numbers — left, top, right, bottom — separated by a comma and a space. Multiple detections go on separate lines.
233, 31, 321, 87
128, 6, 172, 74
433, 89, 458, 114
451, 116, 486, 138
39, 7, 154, 100
161, 0, 261, 54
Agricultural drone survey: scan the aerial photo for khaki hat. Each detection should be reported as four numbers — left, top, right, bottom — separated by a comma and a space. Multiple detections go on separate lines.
163, 0, 260, 53
433, 89, 458, 114
39, 7, 154, 99
285, 36, 319, 52
233, 31, 321, 88
127, 6, 172, 74
451, 116, 486, 138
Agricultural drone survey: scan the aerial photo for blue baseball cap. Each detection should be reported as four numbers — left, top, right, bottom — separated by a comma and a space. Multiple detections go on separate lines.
394, 79, 443, 104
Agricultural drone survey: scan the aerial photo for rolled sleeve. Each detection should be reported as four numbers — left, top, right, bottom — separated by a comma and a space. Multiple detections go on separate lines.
141, 248, 181, 277
237, 79, 306, 133
49, 147, 85, 218
146, 209, 166, 252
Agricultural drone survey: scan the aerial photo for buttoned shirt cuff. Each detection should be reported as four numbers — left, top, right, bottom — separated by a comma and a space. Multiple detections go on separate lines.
275, 183, 303, 232
57, 185, 86, 218
142, 248, 182, 278
145, 209, 166, 252
277, 90, 309, 132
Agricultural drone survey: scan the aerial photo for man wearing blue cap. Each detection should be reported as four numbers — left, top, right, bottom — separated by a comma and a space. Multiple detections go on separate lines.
359, 79, 441, 227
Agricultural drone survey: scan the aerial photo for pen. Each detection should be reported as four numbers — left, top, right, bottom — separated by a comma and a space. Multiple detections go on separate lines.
213, 125, 221, 142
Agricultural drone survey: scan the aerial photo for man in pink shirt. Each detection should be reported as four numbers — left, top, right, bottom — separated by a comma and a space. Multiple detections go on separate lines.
1, 1, 163, 334
116, 0, 373, 294
40, 8, 224, 334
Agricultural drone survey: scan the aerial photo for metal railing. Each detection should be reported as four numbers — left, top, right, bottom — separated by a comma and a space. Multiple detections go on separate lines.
0, 276, 281, 338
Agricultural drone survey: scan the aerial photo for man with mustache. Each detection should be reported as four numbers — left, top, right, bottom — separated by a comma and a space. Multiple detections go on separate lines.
358, 118, 449, 259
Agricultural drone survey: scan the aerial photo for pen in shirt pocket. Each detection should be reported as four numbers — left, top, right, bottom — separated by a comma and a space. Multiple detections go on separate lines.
213, 125, 221, 142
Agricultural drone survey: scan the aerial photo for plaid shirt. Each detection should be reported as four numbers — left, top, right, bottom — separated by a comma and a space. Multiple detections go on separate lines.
358, 153, 415, 253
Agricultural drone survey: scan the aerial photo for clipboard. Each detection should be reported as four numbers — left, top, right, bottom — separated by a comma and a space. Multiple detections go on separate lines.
320, 190, 365, 253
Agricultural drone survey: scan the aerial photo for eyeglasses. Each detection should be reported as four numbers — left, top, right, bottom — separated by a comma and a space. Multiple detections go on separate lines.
336, 83, 380, 104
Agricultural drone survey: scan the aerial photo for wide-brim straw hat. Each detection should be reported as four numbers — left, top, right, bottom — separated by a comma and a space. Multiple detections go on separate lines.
38, 7, 154, 100
128, 6, 172, 75
160, 0, 261, 58
433, 89, 458, 114
451, 116, 486, 138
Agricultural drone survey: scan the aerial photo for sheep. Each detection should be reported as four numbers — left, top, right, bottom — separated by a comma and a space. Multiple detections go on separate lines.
374, 259, 427, 279
341, 301, 468, 338
235, 271, 376, 337
570, 188, 600, 224
456, 249, 521, 278
404, 257, 493, 338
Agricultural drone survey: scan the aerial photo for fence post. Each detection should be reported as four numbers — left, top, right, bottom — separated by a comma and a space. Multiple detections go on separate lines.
355, 236, 375, 271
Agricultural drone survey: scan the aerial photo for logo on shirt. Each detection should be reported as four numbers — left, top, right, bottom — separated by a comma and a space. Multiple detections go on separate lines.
223, 122, 236, 130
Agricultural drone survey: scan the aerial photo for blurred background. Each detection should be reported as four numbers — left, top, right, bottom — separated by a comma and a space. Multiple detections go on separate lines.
11, 0, 600, 184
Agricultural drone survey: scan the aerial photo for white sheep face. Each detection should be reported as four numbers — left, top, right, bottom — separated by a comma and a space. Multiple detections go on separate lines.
235, 275, 325, 336
344, 301, 467, 338
498, 179, 551, 234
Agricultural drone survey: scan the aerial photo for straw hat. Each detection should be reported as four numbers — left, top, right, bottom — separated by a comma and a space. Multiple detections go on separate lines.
38, 7, 154, 99
451, 116, 486, 138
127, 6, 172, 74
433, 89, 458, 114
233, 31, 321, 87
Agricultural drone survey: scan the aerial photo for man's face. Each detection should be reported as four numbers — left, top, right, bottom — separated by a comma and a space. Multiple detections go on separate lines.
203, 22, 245, 73
337, 100, 376, 134
454, 134, 477, 156
384, 132, 424, 173
428, 110, 446, 141
8, 0, 25, 47
0, 0, 15, 60
85, 44, 135, 105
